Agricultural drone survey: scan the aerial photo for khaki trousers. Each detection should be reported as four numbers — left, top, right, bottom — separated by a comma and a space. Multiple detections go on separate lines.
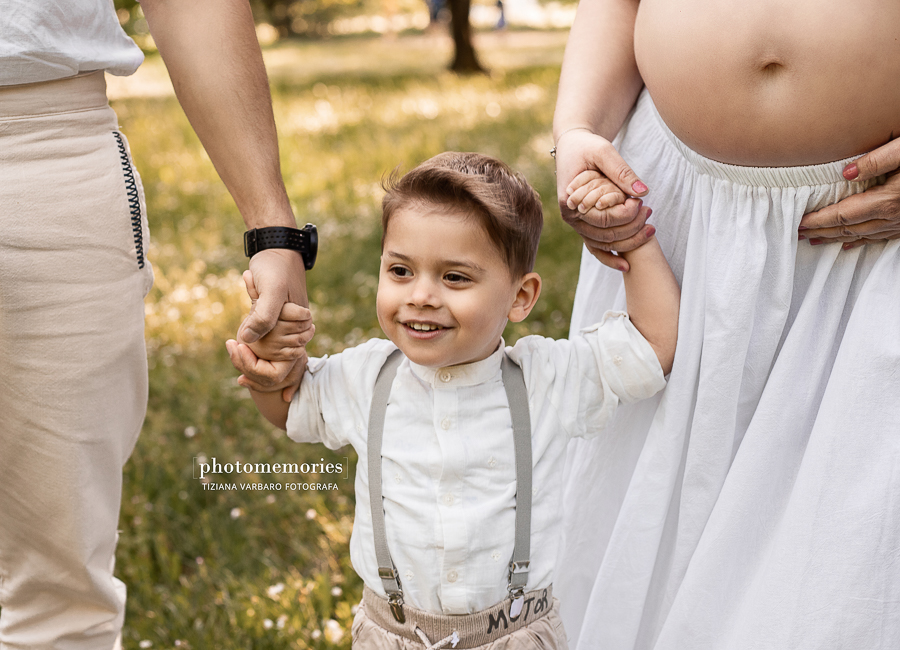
0, 72, 152, 649
352, 587, 569, 649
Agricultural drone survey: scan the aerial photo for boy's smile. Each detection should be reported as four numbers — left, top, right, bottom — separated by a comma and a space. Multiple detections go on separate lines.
376, 203, 540, 369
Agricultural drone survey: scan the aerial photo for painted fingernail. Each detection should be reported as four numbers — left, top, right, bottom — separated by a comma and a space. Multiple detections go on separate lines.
809, 238, 823, 246
843, 163, 859, 180
645, 225, 656, 237
842, 242, 860, 250
797, 225, 808, 231
798, 234, 806, 241
646, 208, 653, 218
632, 180, 648, 194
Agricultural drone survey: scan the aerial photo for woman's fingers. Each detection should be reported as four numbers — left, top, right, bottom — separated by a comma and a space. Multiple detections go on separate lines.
569, 198, 645, 241
843, 136, 900, 182
588, 138, 649, 197
586, 223, 658, 272
801, 218, 899, 242
800, 175, 900, 243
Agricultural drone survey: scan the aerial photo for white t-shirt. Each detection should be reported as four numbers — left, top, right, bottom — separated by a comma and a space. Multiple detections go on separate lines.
287, 311, 666, 614
0, 0, 143, 85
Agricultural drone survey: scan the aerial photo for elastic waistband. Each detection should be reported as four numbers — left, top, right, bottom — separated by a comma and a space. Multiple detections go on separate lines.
0, 71, 109, 120
361, 585, 554, 648
641, 90, 864, 188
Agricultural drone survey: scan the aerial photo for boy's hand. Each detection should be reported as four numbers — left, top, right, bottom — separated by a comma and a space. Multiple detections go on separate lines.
566, 169, 628, 216
555, 129, 654, 271
246, 301, 314, 362
226, 338, 308, 402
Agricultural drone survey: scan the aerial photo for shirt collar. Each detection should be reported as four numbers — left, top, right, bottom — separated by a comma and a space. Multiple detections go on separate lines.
407, 339, 505, 388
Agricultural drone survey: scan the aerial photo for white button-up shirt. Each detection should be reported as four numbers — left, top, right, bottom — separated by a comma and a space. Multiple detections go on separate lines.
287, 312, 666, 614
0, 0, 143, 85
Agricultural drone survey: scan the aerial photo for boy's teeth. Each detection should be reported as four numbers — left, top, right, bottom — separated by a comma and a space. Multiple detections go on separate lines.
410, 323, 439, 331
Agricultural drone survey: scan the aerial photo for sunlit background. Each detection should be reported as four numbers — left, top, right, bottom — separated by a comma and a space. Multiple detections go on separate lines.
108, 2, 581, 645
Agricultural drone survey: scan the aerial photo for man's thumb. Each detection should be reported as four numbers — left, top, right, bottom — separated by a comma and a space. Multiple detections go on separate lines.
239, 294, 281, 343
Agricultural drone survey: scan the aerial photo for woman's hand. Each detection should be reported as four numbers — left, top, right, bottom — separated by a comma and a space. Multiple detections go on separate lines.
799, 137, 900, 249
555, 128, 654, 271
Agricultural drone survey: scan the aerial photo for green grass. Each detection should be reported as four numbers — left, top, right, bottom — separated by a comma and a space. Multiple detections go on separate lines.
115, 31, 581, 648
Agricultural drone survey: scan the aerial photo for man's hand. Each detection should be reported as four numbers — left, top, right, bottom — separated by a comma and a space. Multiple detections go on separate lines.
239, 251, 307, 344
233, 267, 312, 401
799, 136, 900, 249
555, 129, 654, 271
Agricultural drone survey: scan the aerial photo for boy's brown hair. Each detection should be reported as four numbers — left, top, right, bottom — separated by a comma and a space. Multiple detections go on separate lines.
381, 152, 543, 277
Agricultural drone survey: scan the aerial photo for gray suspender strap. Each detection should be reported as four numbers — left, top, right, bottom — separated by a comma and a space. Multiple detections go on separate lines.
368, 348, 406, 622
500, 353, 532, 609
368, 348, 532, 624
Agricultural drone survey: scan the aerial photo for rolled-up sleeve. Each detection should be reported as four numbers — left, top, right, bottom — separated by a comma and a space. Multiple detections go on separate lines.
509, 311, 666, 440
286, 338, 398, 450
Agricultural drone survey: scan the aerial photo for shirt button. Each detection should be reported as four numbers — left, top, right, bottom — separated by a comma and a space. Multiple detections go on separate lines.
440, 418, 451, 430
488, 457, 497, 468
447, 570, 458, 583
440, 371, 452, 382
613, 355, 624, 366
444, 494, 455, 505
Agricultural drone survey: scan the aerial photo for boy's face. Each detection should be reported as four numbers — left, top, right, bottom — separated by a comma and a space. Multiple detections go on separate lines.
377, 204, 526, 368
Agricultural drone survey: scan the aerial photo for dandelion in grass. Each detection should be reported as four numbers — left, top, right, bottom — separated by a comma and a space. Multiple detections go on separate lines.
230, 507, 242, 519
263, 618, 274, 630
324, 619, 344, 644
267, 582, 285, 599
305, 508, 317, 520
331, 586, 342, 597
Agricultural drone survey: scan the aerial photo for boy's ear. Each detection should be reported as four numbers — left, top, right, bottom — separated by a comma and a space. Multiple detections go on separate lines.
508, 272, 542, 323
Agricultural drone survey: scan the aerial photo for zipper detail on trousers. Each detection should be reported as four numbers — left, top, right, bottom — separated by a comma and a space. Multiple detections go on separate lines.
113, 131, 145, 269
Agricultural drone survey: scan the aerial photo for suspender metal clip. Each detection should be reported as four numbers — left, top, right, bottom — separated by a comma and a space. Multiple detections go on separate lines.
387, 591, 406, 624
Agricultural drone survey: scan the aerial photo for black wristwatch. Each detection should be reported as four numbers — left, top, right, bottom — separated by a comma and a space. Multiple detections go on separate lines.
244, 224, 318, 270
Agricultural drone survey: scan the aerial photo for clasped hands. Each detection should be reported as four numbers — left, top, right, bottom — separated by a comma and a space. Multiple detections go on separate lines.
226, 249, 313, 402
557, 129, 900, 269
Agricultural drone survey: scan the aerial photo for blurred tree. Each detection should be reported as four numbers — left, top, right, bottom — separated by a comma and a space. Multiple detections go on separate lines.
447, 0, 485, 73
113, 0, 486, 74
254, 0, 367, 38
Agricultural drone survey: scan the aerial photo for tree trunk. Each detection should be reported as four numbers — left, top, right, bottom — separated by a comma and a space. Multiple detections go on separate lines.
447, 0, 486, 74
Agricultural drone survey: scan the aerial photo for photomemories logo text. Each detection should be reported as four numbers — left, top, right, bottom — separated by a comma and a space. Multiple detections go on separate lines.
193, 456, 348, 492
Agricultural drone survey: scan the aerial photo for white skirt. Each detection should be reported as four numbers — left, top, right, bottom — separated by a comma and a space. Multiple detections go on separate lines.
556, 89, 900, 650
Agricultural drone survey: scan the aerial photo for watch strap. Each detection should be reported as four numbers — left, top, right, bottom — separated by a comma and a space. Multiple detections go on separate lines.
244, 225, 316, 270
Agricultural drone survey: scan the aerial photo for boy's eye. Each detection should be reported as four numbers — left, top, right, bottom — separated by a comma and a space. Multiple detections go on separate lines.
444, 272, 471, 284
389, 266, 411, 278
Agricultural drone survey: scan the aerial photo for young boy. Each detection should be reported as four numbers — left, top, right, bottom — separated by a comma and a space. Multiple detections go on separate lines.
227, 152, 680, 648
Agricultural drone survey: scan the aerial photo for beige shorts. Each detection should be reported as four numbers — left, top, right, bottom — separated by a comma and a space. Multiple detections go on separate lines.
0, 71, 152, 649
352, 586, 569, 649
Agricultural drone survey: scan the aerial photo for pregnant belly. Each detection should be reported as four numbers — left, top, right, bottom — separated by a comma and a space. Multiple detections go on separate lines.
633, 0, 900, 166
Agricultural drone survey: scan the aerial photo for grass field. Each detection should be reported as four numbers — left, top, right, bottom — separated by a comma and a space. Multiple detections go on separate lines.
114, 29, 583, 648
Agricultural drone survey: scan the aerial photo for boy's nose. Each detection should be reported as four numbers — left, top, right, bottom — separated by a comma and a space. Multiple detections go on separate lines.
408, 277, 441, 308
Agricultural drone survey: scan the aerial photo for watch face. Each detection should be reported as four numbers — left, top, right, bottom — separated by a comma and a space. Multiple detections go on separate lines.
303, 223, 318, 270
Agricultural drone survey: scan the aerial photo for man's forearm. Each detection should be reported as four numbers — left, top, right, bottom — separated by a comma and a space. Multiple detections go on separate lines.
554, 0, 644, 142
142, 0, 295, 229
